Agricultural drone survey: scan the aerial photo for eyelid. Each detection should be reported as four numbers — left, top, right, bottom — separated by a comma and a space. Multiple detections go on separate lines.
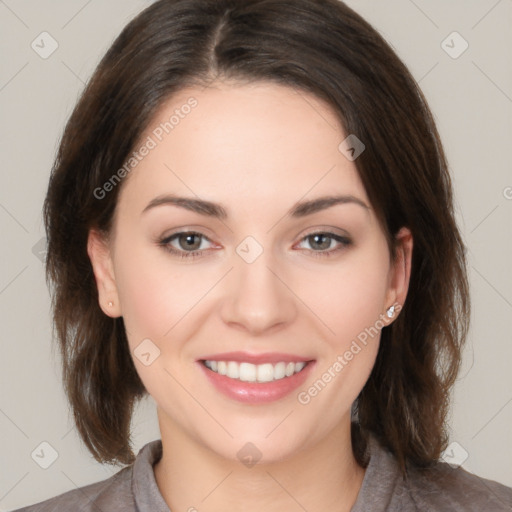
157, 231, 216, 261
293, 225, 352, 246
298, 225, 351, 239
159, 230, 217, 250
293, 231, 352, 254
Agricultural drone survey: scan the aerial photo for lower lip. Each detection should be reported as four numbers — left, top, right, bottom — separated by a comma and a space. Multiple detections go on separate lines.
198, 361, 316, 404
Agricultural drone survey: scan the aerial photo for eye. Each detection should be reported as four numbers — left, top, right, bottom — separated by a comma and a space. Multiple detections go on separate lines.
295, 231, 352, 257
158, 231, 215, 260
157, 229, 352, 261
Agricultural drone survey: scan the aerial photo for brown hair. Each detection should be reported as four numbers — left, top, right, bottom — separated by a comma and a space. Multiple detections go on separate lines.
44, 0, 470, 474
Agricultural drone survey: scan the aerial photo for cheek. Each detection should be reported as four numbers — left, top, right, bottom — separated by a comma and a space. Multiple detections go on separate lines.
298, 243, 391, 408
298, 246, 391, 350
111, 239, 209, 405
112, 237, 207, 342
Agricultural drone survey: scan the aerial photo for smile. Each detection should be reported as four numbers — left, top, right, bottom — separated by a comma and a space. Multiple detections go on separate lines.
203, 360, 307, 383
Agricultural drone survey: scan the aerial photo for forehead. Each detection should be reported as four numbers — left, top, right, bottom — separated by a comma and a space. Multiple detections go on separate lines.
117, 80, 369, 216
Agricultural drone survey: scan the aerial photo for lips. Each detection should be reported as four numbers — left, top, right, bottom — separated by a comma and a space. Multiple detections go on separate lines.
200, 351, 311, 364
197, 351, 315, 403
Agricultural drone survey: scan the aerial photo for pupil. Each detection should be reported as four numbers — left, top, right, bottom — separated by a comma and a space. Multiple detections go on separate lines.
182, 234, 199, 249
312, 234, 329, 250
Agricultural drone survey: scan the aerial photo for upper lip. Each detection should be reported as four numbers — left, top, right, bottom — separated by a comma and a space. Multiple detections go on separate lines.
199, 351, 314, 364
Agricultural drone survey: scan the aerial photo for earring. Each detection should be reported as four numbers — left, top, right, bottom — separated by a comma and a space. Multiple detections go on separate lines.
108, 301, 113, 307
386, 305, 395, 318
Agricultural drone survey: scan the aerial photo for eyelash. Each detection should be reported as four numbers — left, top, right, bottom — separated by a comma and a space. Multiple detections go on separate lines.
158, 231, 352, 260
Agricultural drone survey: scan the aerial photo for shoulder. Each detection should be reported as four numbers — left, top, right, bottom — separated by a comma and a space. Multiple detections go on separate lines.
402, 459, 512, 511
10, 439, 164, 512
355, 434, 512, 512
10, 465, 134, 512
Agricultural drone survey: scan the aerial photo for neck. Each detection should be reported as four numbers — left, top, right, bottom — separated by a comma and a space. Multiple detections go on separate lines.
153, 413, 366, 512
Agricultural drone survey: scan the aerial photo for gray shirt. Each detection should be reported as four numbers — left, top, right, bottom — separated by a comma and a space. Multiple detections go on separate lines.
12, 435, 512, 511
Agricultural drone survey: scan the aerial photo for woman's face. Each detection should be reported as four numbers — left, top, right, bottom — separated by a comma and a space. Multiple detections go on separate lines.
89, 80, 411, 463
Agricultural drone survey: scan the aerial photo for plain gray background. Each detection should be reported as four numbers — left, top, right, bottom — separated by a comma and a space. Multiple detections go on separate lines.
1, 0, 511, 509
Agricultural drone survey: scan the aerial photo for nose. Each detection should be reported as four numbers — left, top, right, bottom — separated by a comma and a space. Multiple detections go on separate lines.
219, 248, 298, 336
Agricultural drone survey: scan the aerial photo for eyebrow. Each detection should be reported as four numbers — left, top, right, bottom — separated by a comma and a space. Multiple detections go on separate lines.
141, 193, 370, 219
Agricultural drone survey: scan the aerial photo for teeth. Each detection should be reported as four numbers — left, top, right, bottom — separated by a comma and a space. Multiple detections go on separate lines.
203, 360, 307, 382
227, 361, 239, 379
240, 362, 257, 382
257, 363, 274, 383
286, 362, 295, 377
274, 362, 286, 380
217, 361, 227, 375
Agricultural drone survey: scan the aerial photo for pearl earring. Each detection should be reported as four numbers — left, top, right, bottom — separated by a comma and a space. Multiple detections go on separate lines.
386, 305, 395, 318
108, 301, 113, 307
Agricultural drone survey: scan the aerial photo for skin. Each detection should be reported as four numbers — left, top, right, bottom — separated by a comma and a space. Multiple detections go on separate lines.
88, 80, 413, 512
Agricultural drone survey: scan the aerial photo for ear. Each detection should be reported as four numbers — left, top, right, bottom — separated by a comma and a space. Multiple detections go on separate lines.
87, 229, 122, 317
383, 226, 413, 322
